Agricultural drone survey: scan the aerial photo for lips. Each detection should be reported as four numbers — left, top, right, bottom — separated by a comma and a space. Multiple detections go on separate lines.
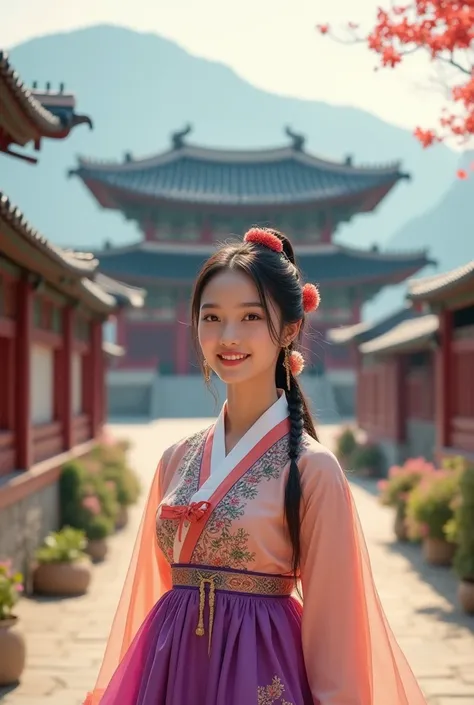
217, 353, 250, 366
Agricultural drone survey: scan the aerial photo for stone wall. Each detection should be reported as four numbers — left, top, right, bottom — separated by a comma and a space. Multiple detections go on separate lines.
0, 482, 59, 584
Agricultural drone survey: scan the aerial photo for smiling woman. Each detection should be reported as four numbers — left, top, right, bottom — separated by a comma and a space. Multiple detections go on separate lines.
84, 228, 429, 705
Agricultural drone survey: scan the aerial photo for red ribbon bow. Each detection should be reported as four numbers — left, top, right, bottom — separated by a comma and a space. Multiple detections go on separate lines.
160, 501, 212, 542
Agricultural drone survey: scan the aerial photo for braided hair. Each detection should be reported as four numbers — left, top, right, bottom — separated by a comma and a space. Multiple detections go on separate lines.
191, 228, 318, 579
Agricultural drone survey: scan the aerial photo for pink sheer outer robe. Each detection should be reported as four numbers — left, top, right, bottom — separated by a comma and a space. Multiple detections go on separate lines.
84, 400, 427, 705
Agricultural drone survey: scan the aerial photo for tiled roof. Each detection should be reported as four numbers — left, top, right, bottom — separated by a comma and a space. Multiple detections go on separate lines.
94, 242, 431, 289
408, 260, 474, 302
0, 51, 92, 154
359, 314, 439, 355
0, 192, 142, 314
0, 192, 98, 275
94, 273, 146, 308
71, 143, 408, 208
327, 307, 415, 345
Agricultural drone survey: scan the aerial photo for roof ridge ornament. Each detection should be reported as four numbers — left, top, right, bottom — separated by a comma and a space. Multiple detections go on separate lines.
285, 125, 306, 152
171, 123, 193, 150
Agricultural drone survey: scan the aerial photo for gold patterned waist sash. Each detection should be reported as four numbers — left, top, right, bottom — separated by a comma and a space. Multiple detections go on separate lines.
171, 566, 294, 654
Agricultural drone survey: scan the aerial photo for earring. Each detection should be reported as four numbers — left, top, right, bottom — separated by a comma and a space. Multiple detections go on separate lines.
203, 359, 211, 383
283, 347, 291, 391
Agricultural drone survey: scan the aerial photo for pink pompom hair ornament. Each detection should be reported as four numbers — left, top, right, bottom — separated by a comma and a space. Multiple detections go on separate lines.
302, 283, 320, 313
289, 350, 305, 376
243, 228, 283, 254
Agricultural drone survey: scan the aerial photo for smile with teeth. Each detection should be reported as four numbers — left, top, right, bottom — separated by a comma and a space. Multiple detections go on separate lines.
219, 353, 248, 361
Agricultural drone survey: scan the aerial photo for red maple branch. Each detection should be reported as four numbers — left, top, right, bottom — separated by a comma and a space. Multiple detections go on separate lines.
316, 1, 474, 148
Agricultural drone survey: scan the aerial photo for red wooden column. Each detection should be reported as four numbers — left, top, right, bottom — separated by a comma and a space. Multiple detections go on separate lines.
62, 307, 73, 450
90, 320, 103, 439
394, 355, 406, 443
15, 277, 33, 470
436, 310, 453, 453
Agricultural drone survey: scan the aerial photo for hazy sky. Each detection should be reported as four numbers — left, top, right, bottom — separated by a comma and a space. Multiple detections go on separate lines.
3, 0, 451, 135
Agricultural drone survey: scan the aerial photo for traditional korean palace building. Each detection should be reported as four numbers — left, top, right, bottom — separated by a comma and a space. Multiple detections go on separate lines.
0, 50, 92, 162
71, 127, 431, 418
329, 260, 474, 468
0, 52, 144, 568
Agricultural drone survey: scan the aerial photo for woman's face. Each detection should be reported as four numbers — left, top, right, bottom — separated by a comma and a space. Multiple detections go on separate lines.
198, 268, 297, 387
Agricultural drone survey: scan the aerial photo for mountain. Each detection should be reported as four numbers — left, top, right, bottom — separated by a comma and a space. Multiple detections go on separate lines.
2, 24, 458, 251
364, 150, 474, 320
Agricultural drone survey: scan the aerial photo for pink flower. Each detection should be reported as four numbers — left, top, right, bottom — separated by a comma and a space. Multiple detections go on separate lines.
82, 495, 101, 516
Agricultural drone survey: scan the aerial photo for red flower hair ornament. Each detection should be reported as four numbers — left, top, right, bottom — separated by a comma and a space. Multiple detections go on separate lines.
289, 350, 305, 376
243, 228, 283, 253
243, 228, 321, 314
302, 283, 320, 313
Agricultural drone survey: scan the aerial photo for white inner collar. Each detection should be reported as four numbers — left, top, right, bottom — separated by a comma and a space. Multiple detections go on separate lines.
210, 390, 289, 477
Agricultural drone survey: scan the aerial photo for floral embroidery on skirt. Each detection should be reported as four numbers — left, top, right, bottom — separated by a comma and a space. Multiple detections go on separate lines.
257, 676, 293, 705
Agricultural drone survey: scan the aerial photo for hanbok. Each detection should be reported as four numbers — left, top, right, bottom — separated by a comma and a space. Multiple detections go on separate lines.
84, 393, 428, 705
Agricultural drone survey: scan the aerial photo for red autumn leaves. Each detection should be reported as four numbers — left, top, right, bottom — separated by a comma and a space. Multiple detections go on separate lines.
317, 1, 474, 150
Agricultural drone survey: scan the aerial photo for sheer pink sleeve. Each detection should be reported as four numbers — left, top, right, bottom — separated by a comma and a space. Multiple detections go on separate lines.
84, 454, 173, 705
299, 447, 428, 705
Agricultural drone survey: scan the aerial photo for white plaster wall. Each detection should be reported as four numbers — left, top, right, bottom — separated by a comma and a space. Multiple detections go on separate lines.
30, 344, 53, 424
72, 352, 83, 415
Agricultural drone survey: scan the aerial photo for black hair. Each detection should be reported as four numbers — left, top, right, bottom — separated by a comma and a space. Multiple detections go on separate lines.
190, 228, 318, 578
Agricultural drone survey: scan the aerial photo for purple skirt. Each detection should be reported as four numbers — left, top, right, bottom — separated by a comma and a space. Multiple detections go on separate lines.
100, 565, 313, 705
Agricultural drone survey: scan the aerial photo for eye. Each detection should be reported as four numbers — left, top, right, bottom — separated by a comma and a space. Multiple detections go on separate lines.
201, 314, 219, 322
244, 313, 262, 321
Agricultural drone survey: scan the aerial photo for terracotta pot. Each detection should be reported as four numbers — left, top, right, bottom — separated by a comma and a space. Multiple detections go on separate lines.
0, 616, 26, 685
393, 510, 408, 542
86, 538, 108, 563
115, 505, 129, 531
33, 560, 92, 596
422, 537, 456, 566
458, 580, 474, 614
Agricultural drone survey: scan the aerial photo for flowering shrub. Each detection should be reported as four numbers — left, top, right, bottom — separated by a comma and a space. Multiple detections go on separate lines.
378, 457, 437, 509
406, 470, 460, 541
445, 464, 474, 581
0, 560, 23, 620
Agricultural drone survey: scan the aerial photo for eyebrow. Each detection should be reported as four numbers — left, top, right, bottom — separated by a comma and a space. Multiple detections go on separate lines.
200, 302, 263, 310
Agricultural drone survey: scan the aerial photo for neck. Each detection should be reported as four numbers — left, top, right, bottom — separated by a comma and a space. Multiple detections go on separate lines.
225, 378, 279, 441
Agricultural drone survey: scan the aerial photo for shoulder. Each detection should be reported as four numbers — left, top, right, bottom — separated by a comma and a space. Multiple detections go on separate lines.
298, 434, 348, 499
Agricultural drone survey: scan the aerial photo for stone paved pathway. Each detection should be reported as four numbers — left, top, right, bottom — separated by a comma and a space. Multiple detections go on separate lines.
1, 420, 473, 705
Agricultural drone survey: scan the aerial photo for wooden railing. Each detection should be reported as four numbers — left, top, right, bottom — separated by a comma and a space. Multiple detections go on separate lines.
32, 421, 63, 463
0, 430, 15, 476
73, 414, 92, 445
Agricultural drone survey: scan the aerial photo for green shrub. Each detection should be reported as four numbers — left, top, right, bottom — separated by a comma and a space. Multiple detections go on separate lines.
447, 465, 474, 581
406, 471, 460, 541
35, 527, 88, 564
335, 427, 357, 461
351, 442, 386, 477
85, 515, 113, 541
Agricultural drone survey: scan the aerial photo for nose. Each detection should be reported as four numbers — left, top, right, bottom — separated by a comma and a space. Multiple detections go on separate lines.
219, 321, 240, 347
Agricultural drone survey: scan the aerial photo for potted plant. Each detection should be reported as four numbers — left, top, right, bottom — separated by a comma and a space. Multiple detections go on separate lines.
378, 458, 436, 541
85, 514, 113, 563
351, 441, 386, 478
0, 561, 26, 685
335, 427, 358, 466
406, 471, 459, 566
33, 527, 92, 596
446, 465, 474, 613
